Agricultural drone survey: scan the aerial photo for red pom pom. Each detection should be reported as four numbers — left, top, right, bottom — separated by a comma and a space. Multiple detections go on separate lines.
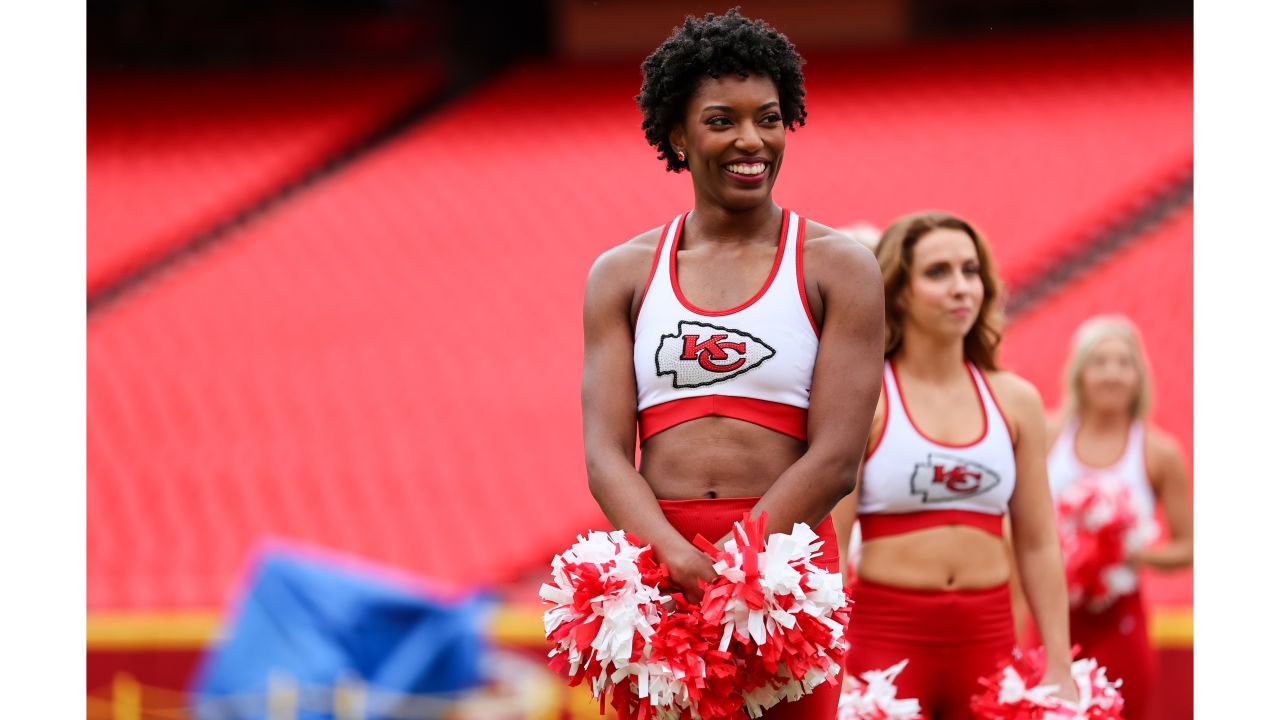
1055, 477, 1156, 612
970, 647, 1125, 720
544, 514, 853, 719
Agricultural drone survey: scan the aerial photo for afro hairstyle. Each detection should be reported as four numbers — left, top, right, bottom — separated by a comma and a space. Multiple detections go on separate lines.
636, 8, 807, 173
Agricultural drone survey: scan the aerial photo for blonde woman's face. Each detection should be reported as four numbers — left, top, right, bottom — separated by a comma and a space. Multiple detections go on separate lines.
901, 228, 984, 339
1080, 335, 1141, 415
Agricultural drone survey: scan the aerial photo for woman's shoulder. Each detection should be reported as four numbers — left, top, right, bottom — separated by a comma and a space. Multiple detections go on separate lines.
981, 369, 1041, 404
802, 219, 870, 252
588, 225, 665, 282
800, 219, 878, 276
1143, 423, 1187, 473
980, 369, 1046, 434
583, 226, 669, 316
1044, 410, 1070, 445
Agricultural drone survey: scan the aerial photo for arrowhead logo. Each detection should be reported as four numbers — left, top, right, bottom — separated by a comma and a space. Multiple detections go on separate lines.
909, 453, 1001, 503
654, 320, 776, 389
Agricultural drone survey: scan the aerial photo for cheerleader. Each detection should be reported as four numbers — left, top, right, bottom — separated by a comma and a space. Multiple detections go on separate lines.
831, 211, 1076, 718
1045, 315, 1193, 720
580, 10, 884, 717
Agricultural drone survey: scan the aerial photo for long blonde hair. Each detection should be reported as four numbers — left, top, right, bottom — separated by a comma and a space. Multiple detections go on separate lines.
1062, 314, 1154, 420
875, 210, 1004, 370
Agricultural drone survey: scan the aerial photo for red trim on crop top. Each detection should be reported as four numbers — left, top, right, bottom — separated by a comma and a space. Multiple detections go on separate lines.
635, 220, 671, 317
860, 510, 1004, 540
976, 366, 1015, 444
794, 218, 819, 335
670, 210, 789, 317
889, 357, 988, 448
639, 395, 807, 443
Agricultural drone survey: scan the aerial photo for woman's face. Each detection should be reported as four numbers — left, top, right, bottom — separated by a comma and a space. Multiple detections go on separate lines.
1079, 335, 1141, 415
669, 73, 786, 210
899, 228, 985, 342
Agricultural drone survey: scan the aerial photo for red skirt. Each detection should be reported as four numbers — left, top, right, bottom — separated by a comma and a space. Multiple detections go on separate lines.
658, 496, 842, 719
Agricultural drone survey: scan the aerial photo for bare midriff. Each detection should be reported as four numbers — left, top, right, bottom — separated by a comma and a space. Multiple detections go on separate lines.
857, 526, 1011, 590
640, 416, 806, 500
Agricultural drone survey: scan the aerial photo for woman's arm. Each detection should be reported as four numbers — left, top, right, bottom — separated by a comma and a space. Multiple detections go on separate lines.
998, 373, 1077, 702
830, 482, 860, 585
750, 235, 884, 536
582, 244, 717, 598
1004, 515, 1033, 646
831, 392, 884, 583
1131, 428, 1193, 570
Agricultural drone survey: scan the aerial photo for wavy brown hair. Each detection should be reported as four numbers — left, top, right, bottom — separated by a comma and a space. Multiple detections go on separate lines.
875, 211, 1005, 370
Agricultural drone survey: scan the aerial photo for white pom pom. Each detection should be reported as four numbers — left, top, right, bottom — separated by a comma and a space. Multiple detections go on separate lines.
838, 660, 923, 719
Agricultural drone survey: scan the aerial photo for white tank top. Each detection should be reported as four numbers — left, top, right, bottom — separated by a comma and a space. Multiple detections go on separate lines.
633, 210, 819, 443
858, 360, 1017, 519
1047, 419, 1155, 521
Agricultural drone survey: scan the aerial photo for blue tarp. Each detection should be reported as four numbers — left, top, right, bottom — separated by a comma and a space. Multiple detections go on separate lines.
191, 548, 494, 719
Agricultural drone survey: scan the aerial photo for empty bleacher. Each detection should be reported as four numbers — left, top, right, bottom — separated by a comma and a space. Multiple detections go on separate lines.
88, 24, 1192, 614
88, 66, 442, 295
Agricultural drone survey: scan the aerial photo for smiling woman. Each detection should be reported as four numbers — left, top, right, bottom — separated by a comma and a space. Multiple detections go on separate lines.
577, 8, 885, 719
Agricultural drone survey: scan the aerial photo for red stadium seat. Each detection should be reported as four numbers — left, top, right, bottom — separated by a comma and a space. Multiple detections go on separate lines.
88, 67, 442, 294
1000, 207, 1193, 608
88, 25, 1191, 612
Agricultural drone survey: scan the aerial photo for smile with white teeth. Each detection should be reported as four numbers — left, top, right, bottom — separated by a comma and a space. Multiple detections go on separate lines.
725, 162, 767, 176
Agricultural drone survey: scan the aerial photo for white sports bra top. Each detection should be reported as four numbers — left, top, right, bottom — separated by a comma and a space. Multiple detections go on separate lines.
857, 359, 1017, 538
1047, 418, 1155, 521
632, 210, 819, 443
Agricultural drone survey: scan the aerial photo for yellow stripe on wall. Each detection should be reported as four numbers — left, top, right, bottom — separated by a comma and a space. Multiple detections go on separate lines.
88, 604, 1193, 651
88, 612, 222, 650
1149, 606, 1193, 647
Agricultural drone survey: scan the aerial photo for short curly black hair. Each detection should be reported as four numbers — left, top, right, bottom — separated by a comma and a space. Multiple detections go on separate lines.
637, 8, 807, 173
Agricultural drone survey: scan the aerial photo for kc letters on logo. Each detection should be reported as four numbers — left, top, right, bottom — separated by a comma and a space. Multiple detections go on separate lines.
909, 453, 1000, 503
655, 320, 775, 389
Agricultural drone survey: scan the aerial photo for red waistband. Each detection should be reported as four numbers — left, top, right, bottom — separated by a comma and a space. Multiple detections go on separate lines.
639, 395, 808, 442
657, 496, 838, 572
847, 577, 1014, 648
859, 510, 1004, 540
657, 496, 759, 530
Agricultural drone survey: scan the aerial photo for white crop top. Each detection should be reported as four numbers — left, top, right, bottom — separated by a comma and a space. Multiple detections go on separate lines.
633, 210, 819, 442
857, 359, 1017, 538
1047, 418, 1155, 521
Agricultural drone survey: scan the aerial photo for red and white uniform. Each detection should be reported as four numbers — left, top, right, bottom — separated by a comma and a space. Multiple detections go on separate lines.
845, 359, 1018, 720
858, 358, 1016, 537
633, 210, 818, 443
1048, 419, 1155, 518
632, 210, 841, 718
1046, 419, 1156, 720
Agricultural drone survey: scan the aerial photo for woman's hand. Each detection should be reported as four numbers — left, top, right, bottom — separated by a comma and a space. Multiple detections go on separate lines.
656, 540, 718, 603
1042, 661, 1079, 705
1125, 547, 1149, 569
